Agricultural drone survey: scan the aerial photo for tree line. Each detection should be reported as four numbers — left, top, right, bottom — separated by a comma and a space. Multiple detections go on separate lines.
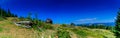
0, 8, 17, 17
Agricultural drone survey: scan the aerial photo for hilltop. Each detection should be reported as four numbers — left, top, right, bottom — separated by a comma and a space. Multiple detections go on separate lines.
0, 17, 116, 38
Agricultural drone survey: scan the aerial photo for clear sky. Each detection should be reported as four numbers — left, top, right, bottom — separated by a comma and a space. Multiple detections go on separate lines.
0, 0, 120, 24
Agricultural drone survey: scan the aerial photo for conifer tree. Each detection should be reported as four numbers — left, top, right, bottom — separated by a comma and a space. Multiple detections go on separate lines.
7, 9, 12, 17
115, 8, 120, 38
0, 8, 2, 17
1, 9, 7, 17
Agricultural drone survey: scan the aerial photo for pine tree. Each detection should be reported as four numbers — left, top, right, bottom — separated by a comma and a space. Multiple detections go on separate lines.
0, 8, 2, 17
0, 8, 17, 17
1, 9, 7, 17
115, 8, 120, 38
7, 9, 12, 17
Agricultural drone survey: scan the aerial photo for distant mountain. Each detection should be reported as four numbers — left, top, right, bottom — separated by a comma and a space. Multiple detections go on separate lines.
77, 22, 115, 26
91, 22, 115, 26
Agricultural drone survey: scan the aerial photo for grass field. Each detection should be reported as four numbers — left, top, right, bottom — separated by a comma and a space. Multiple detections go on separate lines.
0, 17, 116, 38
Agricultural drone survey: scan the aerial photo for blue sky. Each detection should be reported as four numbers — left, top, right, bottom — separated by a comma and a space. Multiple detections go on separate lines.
0, 0, 120, 24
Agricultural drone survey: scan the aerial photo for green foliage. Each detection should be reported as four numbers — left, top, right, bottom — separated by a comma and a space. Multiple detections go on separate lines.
0, 27, 3, 32
61, 24, 67, 27
57, 29, 71, 38
0, 17, 5, 21
0, 8, 17, 17
115, 8, 120, 38
71, 28, 87, 38
78, 24, 113, 30
32, 20, 43, 31
43, 24, 53, 29
32, 19, 53, 31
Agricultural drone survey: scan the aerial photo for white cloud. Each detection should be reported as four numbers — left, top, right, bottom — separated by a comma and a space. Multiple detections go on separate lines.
73, 18, 97, 24
75, 18, 97, 22
73, 18, 115, 24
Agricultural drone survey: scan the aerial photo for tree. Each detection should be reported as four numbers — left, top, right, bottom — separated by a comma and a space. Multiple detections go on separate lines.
0, 8, 2, 17
115, 8, 120, 38
70, 22, 75, 27
0, 8, 5, 17
0, 8, 17, 17
7, 9, 12, 17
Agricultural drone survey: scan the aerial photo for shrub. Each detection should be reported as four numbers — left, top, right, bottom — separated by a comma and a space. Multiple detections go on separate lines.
71, 28, 87, 38
57, 29, 71, 38
43, 24, 53, 29
61, 24, 67, 27
32, 21, 44, 32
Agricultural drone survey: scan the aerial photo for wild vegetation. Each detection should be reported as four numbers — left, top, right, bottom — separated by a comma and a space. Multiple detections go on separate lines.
0, 8, 119, 38
115, 8, 120, 38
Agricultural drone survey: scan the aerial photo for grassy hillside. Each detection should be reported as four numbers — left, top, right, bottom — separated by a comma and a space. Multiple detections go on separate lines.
0, 17, 116, 38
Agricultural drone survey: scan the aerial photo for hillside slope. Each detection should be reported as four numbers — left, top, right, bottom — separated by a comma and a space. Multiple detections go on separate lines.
0, 18, 116, 38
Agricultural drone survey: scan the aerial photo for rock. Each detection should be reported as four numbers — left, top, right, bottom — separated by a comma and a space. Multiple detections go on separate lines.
15, 21, 33, 28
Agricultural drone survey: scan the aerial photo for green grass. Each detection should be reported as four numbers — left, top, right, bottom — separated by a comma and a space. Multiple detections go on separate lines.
0, 24, 4, 27
71, 28, 88, 38
0, 17, 5, 21
0, 27, 3, 32
69, 27, 116, 38
0, 17, 116, 38
0, 35, 13, 38
0, 23, 4, 32
57, 29, 71, 38
56, 27, 71, 38
43, 24, 53, 29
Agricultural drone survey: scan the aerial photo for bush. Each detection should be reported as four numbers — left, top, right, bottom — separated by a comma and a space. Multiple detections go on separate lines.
32, 21, 44, 32
61, 24, 67, 27
43, 24, 53, 29
71, 28, 87, 38
57, 29, 71, 38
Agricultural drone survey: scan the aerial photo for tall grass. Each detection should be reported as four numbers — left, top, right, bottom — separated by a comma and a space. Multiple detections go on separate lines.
0, 27, 3, 32
57, 27, 71, 38
71, 28, 88, 38
0, 17, 5, 21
